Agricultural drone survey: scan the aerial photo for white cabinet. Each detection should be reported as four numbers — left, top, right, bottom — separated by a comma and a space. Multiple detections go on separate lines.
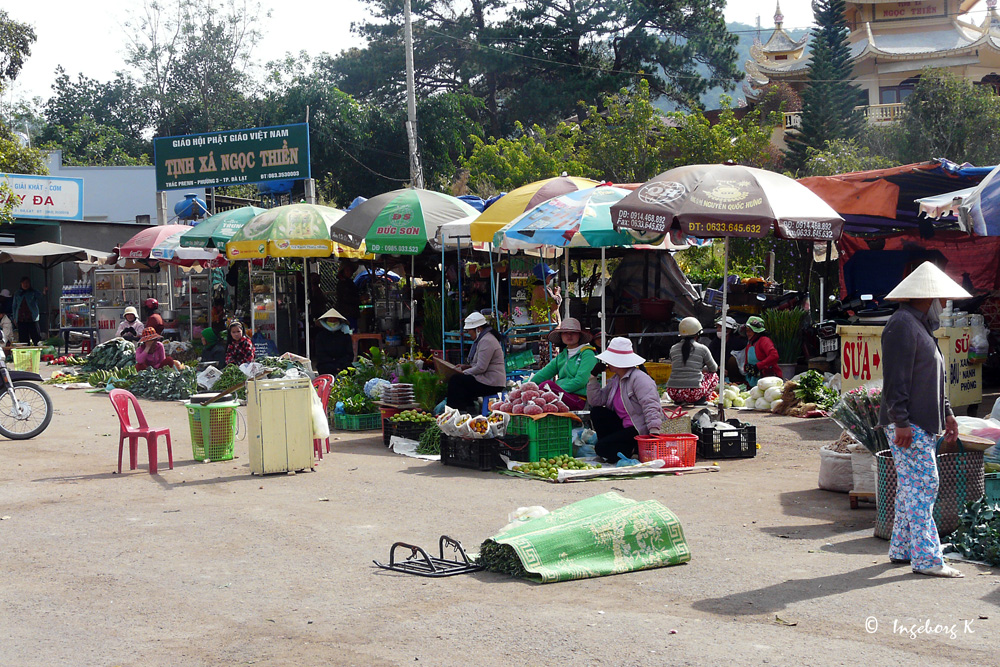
246, 377, 314, 475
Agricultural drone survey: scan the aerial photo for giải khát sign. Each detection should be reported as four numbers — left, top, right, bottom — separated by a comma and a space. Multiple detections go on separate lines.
153, 123, 310, 191
0, 173, 84, 221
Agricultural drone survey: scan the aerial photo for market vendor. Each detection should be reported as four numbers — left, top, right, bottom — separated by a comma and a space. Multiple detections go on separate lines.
446, 312, 505, 413
530, 263, 561, 324
879, 261, 969, 578
708, 315, 746, 384
13, 277, 44, 345
224, 320, 255, 366
586, 337, 662, 463
665, 317, 718, 405
313, 308, 354, 375
116, 306, 144, 342
144, 298, 165, 335
741, 316, 781, 387
199, 327, 226, 367
135, 328, 179, 371
529, 318, 597, 411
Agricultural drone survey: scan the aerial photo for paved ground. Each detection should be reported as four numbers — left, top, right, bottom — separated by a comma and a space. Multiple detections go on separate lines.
1, 382, 999, 666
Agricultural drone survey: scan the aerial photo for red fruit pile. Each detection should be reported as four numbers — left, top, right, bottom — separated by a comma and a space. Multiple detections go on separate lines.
492, 381, 570, 415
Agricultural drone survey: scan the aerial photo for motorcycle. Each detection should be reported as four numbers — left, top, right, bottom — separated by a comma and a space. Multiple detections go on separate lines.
0, 332, 53, 439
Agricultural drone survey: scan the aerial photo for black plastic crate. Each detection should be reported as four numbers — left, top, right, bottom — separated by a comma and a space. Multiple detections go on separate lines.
440, 434, 529, 471
693, 419, 757, 459
382, 418, 393, 448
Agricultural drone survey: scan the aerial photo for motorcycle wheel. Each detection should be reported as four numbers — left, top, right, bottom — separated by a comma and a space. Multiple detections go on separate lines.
0, 381, 53, 440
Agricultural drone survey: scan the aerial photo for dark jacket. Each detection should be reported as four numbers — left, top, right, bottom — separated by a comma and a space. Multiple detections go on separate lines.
200, 341, 227, 367
879, 303, 953, 435
313, 327, 354, 375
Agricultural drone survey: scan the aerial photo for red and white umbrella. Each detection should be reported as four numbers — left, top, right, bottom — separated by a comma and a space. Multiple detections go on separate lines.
119, 225, 193, 260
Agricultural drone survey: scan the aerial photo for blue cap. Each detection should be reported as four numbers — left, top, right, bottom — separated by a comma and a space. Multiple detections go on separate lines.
532, 263, 557, 281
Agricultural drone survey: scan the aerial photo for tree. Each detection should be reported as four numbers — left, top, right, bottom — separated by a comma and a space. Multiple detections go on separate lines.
663, 98, 783, 171
461, 122, 595, 196
0, 10, 35, 90
784, 0, 863, 173
336, 0, 740, 134
799, 138, 893, 177
123, 0, 268, 136
40, 68, 153, 163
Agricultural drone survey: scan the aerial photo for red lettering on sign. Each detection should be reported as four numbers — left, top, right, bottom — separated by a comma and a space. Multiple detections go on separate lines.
955, 336, 969, 353
861, 341, 871, 380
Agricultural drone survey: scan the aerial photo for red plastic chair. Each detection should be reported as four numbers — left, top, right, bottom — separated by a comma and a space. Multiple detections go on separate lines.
109, 389, 173, 475
313, 374, 335, 456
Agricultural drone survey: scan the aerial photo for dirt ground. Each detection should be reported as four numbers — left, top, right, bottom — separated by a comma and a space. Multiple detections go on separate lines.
2, 384, 1000, 667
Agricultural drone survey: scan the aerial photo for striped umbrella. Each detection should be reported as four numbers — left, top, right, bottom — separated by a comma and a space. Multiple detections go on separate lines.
469, 175, 599, 243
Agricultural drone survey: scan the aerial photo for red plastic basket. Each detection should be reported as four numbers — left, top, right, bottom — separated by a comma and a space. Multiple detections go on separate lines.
635, 433, 697, 467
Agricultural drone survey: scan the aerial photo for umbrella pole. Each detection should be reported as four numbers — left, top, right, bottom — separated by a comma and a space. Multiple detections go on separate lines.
564, 249, 570, 320
441, 242, 446, 361
600, 247, 606, 349
304, 258, 310, 359
249, 260, 254, 338
410, 254, 415, 358
457, 239, 464, 362
719, 237, 730, 421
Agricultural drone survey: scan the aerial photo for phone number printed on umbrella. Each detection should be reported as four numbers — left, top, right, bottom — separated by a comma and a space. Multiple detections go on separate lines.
616, 210, 668, 231
687, 221, 763, 235
781, 220, 836, 239
370, 244, 420, 254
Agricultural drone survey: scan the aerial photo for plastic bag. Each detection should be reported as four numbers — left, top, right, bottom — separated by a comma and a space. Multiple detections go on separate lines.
311, 386, 330, 440
239, 361, 265, 379
616, 452, 640, 467
499, 506, 550, 532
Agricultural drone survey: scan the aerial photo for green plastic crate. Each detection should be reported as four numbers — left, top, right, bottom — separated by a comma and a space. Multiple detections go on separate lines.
505, 349, 534, 373
986, 473, 1000, 505
506, 414, 573, 462
334, 412, 382, 431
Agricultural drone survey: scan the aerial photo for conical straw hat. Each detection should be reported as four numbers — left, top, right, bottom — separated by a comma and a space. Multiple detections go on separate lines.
884, 261, 972, 300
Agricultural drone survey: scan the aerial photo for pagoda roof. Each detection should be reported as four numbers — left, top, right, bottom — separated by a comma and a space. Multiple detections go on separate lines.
851, 20, 1000, 61
761, 28, 808, 54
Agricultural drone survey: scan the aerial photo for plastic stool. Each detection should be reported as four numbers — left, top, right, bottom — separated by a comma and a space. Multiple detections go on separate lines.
481, 392, 503, 415
80, 339, 92, 354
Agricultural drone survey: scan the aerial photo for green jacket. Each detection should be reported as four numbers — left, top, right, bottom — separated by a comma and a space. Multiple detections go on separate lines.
530, 345, 598, 396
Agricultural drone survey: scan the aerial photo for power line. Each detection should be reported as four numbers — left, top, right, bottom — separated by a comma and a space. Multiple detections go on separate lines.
327, 134, 410, 182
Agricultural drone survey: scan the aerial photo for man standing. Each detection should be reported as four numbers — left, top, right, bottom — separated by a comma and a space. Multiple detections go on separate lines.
13, 276, 44, 344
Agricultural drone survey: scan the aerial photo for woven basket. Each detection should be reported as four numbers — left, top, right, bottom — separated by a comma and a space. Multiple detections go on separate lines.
660, 414, 692, 435
874, 449, 985, 540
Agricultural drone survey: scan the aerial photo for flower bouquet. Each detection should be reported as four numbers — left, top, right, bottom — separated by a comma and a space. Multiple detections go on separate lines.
827, 382, 889, 454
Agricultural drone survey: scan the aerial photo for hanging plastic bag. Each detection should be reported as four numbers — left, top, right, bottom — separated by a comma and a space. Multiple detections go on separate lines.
311, 386, 330, 440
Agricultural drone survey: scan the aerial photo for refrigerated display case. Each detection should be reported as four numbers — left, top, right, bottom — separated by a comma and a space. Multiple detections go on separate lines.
94, 269, 140, 343
172, 272, 211, 341
251, 270, 277, 351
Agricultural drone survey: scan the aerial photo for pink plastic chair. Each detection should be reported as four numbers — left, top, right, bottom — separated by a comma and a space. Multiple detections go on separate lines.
313, 374, 335, 456
109, 389, 173, 475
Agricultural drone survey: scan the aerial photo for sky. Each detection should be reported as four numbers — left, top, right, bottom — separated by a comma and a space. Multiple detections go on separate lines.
5, 0, 822, 105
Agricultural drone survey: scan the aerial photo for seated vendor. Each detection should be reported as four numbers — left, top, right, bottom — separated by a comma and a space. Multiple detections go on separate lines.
742, 316, 781, 387
664, 317, 718, 405
224, 320, 255, 366
313, 308, 354, 375
586, 337, 663, 463
135, 328, 179, 370
446, 312, 506, 413
199, 327, 226, 367
529, 317, 597, 411
116, 306, 144, 342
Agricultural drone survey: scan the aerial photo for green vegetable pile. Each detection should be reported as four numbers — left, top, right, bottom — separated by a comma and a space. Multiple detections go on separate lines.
213, 364, 248, 399
946, 498, 1000, 566
792, 370, 839, 409
125, 367, 197, 401
343, 394, 375, 414
476, 540, 528, 578
417, 424, 442, 455
513, 455, 601, 479
389, 409, 435, 424
87, 366, 138, 387
81, 339, 136, 372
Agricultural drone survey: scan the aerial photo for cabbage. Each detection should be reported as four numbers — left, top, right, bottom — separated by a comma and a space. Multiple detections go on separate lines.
732, 396, 746, 407
754, 397, 770, 410
723, 397, 733, 408
724, 389, 738, 401
770, 399, 784, 413
749, 386, 763, 401
763, 386, 783, 402
757, 377, 783, 392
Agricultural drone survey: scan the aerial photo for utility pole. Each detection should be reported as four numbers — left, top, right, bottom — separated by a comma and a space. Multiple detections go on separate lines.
404, 0, 424, 189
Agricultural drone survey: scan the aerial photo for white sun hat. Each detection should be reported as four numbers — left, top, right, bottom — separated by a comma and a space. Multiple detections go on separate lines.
596, 336, 646, 367
884, 261, 972, 301
464, 311, 488, 330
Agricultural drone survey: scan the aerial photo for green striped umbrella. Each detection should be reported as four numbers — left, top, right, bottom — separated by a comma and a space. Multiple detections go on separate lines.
178, 206, 266, 249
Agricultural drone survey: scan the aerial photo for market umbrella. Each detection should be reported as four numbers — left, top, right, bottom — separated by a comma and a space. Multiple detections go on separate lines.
330, 188, 481, 356
120, 225, 193, 260
329, 188, 479, 255
0, 242, 112, 268
469, 175, 600, 243
611, 163, 843, 411
957, 163, 1000, 236
178, 206, 266, 249
150, 229, 223, 265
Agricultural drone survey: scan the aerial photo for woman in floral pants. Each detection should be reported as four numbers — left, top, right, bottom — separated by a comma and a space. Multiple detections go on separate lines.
879, 262, 969, 578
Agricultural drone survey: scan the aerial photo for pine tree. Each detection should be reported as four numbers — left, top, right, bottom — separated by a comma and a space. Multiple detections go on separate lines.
784, 0, 864, 173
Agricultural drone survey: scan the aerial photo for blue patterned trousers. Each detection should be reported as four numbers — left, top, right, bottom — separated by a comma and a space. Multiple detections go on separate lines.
886, 424, 943, 570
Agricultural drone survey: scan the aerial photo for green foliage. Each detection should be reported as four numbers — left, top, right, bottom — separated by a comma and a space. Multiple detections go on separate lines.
40, 115, 151, 166
947, 498, 1000, 567
463, 121, 594, 196
673, 245, 725, 289
663, 97, 783, 171
792, 370, 839, 409
884, 68, 1000, 167
799, 138, 893, 177
0, 10, 35, 89
761, 308, 806, 364
785, 0, 864, 173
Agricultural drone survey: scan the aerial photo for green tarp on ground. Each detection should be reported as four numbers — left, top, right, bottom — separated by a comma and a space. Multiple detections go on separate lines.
482, 492, 690, 583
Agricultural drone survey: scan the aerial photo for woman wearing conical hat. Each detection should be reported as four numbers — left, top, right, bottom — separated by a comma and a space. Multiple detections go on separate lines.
879, 261, 970, 579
